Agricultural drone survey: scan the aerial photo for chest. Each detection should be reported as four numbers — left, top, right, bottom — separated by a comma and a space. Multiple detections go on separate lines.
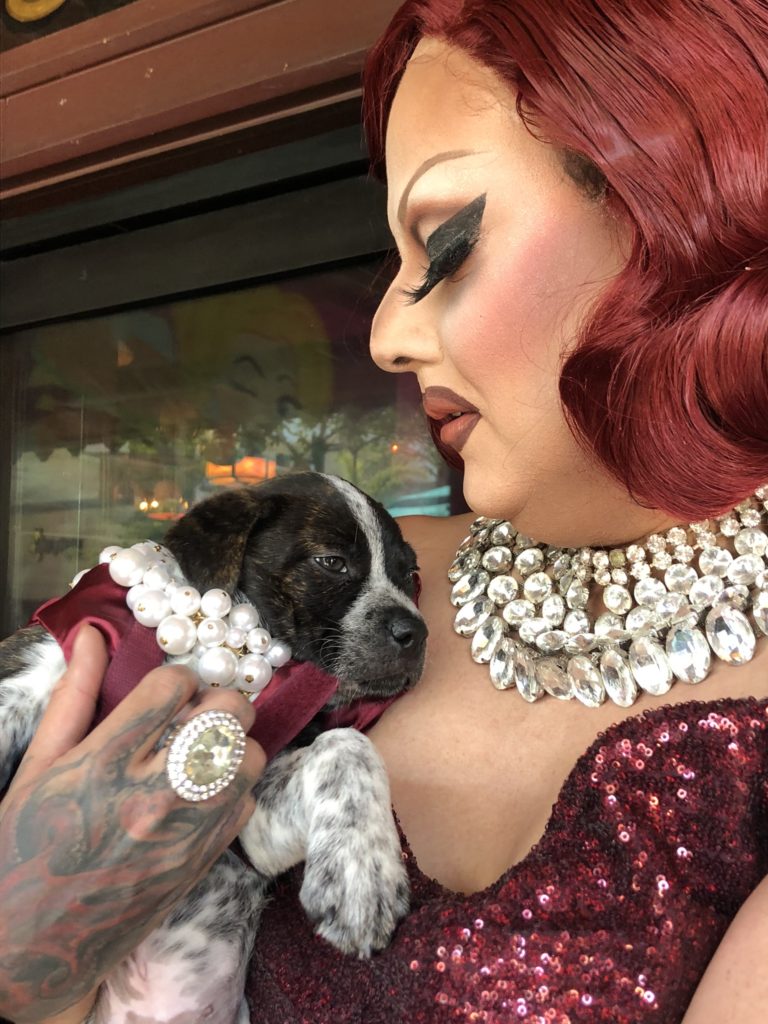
368, 589, 768, 893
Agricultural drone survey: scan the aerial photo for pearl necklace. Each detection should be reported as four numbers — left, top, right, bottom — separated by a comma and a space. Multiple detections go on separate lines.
80, 541, 292, 699
449, 487, 768, 707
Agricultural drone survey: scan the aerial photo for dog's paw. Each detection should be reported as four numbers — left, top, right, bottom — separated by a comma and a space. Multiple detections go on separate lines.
299, 832, 410, 957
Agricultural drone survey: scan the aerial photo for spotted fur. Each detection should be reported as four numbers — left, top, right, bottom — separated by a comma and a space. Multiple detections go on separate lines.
0, 473, 425, 1023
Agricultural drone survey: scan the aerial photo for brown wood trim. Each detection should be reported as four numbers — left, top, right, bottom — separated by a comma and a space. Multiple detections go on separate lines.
0, 0, 398, 198
0, 0, 276, 98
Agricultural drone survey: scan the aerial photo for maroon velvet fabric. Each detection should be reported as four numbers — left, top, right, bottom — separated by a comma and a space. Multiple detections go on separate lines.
30, 567, 395, 760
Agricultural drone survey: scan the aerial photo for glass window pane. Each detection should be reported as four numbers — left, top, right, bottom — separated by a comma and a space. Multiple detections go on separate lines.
5, 262, 458, 628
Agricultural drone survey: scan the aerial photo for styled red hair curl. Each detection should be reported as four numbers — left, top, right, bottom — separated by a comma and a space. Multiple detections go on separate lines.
362, 0, 768, 519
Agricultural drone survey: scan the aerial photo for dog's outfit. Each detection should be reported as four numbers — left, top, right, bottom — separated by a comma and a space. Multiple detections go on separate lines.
32, 564, 395, 759
245, 696, 768, 1024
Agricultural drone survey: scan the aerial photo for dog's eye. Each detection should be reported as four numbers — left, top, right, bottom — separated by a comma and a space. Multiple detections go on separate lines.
314, 555, 348, 574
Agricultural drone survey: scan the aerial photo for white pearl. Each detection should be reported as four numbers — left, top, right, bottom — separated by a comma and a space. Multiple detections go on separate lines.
225, 627, 246, 650
229, 604, 260, 631
109, 549, 150, 587
126, 583, 148, 610
170, 586, 201, 616
143, 564, 171, 590
99, 545, 123, 564
236, 653, 273, 693
200, 588, 232, 619
156, 614, 198, 655
70, 568, 89, 589
133, 589, 173, 628
197, 617, 228, 647
265, 640, 292, 668
197, 646, 238, 687
246, 627, 271, 654
192, 643, 207, 661
132, 541, 160, 557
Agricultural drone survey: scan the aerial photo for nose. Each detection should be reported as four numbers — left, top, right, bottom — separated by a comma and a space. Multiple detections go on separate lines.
386, 608, 428, 651
370, 276, 442, 373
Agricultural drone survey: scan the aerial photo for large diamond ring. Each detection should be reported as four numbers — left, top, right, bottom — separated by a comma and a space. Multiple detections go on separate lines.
165, 710, 247, 802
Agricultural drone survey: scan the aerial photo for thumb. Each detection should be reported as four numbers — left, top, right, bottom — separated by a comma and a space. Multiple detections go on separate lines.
10, 624, 108, 790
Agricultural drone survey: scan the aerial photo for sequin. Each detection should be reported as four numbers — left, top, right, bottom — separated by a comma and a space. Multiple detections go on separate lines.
247, 698, 767, 1024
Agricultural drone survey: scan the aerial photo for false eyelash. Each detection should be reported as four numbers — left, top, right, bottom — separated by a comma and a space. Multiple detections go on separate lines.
399, 193, 487, 305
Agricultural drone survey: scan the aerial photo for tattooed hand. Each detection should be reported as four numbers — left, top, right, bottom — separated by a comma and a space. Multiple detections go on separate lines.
0, 625, 266, 1024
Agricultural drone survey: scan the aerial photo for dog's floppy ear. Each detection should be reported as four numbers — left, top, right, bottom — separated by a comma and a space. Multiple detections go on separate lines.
164, 487, 282, 594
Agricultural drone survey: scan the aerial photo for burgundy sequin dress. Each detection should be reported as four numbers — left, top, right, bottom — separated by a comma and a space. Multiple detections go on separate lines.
245, 697, 768, 1023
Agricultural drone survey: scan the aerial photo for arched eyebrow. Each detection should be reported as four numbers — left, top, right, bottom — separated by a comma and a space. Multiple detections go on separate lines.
396, 150, 479, 226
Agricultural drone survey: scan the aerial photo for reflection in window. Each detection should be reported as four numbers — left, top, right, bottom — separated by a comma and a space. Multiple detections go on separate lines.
6, 264, 458, 627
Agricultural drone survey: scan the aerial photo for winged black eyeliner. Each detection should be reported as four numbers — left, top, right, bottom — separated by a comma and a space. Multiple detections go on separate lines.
401, 192, 487, 304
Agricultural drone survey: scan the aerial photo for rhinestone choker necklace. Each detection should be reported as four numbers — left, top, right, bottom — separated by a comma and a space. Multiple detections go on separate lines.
449, 487, 768, 707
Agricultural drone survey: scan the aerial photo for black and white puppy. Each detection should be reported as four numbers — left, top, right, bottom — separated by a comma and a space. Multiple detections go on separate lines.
0, 472, 426, 1024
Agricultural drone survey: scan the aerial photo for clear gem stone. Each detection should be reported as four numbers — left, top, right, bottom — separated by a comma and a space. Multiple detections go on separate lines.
448, 561, 465, 583
502, 599, 536, 626
592, 551, 609, 568
611, 568, 629, 585
564, 632, 598, 654
727, 554, 764, 586
666, 527, 687, 546
654, 592, 688, 622
603, 584, 632, 614
753, 591, 768, 636
541, 594, 566, 625
454, 599, 493, 636
599, 649, 638, 707
482, 546, 513, 572
666, 625, 711, 683
717, 584, 750, 610
646, 534, 666, 553
535, 629, 568, 654
740, 508, 763, 527
625, 606, 656, 632
594, 612, 623, 636
535, 658, 573, 700
519, 617, 550, 643
705, 603, 756, 664
514, 648, 542, 702
626, 544, 646, 562
551, 554, 572, 580
664, 564, 697, 593
490, 641, 516, 690
487, 574, 519, 604
564, 609, 591, 634
450, 570, 491, 607
734, 528, 768, 556
756, 570, 768, 590
634, 578, 667, 606
471, 616, 504, 663
630, 561, 651, 579
565, 580, 589, 609
673, 544, 695, 564
567, 655, 605, 708
652, 551, 672, 570
515, 548, 545, 576
699, 546, 733, 577
689, 573, 725, 609
719, 516, 740, 536
628, 637, 673, 695
490, 522, 514, 545
524, 571, 553, 603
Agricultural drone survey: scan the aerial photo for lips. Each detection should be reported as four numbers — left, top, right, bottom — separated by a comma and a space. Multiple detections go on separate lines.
421, 386, 480, 452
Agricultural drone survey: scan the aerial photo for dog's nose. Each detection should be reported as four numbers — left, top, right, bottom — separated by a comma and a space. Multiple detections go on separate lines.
386, 610, 427, 650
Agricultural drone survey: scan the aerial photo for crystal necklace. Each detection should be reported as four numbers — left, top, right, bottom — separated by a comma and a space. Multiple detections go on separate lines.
449, 487, 768, 707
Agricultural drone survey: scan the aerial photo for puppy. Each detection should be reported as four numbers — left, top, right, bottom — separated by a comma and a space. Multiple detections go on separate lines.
0, 472, 426, 1024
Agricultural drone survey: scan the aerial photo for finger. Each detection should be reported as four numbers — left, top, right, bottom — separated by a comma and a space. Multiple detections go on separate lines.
81, 661, 201, 763
12, 625, 108, 789
174, 686, 257, 735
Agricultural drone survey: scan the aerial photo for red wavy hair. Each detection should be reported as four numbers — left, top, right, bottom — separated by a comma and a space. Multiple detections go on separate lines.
362, 0, 768, 519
